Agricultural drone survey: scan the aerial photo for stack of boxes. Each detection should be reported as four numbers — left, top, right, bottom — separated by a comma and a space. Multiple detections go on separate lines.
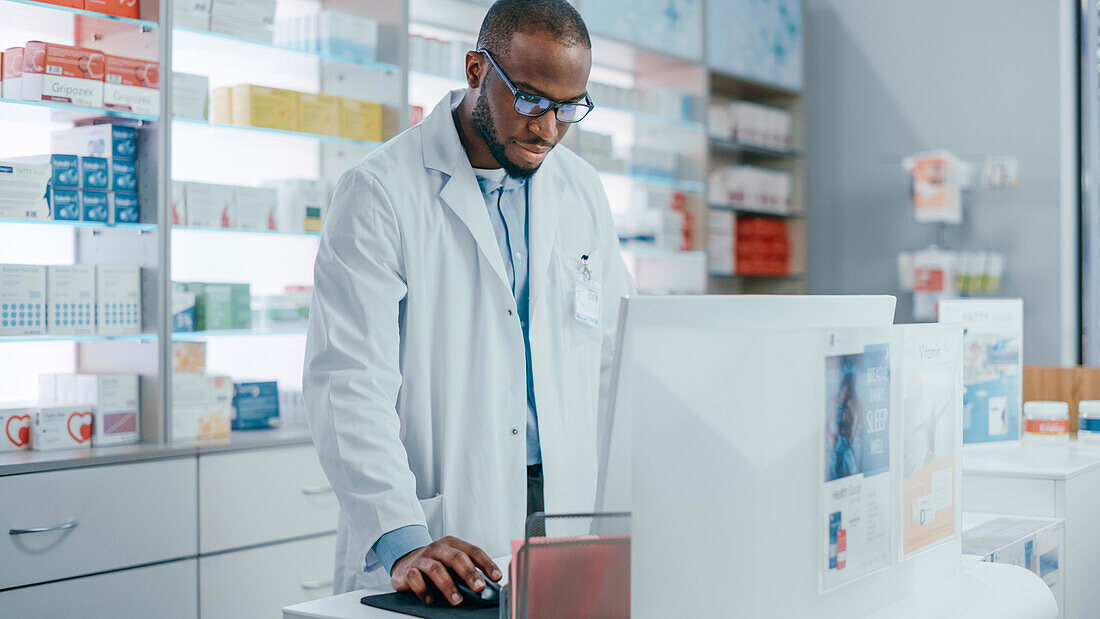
708, 100, 793, 150
172, 341, 234, 440
34, 0, 142, 19
0, 263, 140, 337
172, 181, 284, 231
586, 82, 700, 123
210, 83, 384, 142
0, 159, 51, 221
175, 0, 278, 42
42, 123, 141, 224
708, 165, 793, 214
274, 10, 380, 64
707, 211, 790, 277
174, 281, 251, 332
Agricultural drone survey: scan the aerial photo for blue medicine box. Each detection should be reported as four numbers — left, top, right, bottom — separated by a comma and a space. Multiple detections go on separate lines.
80, 157, 109, 189
111, 158, 138, 192
111, 191, 140, 224
231, 381, 280, 429
81, 190, 109, 223
49, 188, 81, 221
49, 154, 80, 188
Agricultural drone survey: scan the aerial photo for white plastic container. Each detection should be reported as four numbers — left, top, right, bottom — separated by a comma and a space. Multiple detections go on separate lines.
1077, 401, 1100, 442
1023, 401, 1070, 441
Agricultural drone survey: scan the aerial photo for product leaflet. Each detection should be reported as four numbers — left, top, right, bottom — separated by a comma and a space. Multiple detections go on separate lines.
821, 333, 891, 590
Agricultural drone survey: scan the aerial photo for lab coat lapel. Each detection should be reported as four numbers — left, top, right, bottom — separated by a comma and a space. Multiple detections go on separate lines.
422, 91, 510, 290
528, 154, 561, 313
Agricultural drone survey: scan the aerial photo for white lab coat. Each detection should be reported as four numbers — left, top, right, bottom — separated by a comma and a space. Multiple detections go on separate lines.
303, 90, 635, 594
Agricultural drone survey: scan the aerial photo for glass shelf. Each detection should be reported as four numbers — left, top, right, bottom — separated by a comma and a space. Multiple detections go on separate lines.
0, 333, 157, 344
172, 328, 307, 341
4, 0, 159, 29
172, 117, 383, 147
174, 27, 402, 74
599, 171, 705, 193
709, 138, 801, 159
173, 226, 319, 238
0, 97, 158, 123
708, 204, 803, 218
708, 271, 805, 280
0, 218, 157, 232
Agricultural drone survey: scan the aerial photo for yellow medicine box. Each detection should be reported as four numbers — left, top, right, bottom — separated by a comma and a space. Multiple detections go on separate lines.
339, 98, 384, 142
211, 86, 232, 125
230, 85, 299, 132
298, 92, 341, 137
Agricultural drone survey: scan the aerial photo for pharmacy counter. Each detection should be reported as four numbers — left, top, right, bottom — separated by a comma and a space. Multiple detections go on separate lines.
963, 441, 1100, 619
0, 426, 313, 476
282, 560, 1054, 619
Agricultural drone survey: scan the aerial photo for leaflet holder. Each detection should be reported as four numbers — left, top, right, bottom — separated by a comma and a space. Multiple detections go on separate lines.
504, 512, 631, 619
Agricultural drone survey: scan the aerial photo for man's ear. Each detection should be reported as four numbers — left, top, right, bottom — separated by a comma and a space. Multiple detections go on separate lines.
465, 51, 487, 89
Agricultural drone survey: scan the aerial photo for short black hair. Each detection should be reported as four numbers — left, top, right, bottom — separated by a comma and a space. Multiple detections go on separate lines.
477, 0, 591, 57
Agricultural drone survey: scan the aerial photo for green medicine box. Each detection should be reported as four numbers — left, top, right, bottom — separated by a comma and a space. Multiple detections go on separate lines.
181, 282, 252, 331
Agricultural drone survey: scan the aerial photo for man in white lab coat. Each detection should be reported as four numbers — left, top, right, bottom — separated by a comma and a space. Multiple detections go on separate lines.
303, 0, 635, 605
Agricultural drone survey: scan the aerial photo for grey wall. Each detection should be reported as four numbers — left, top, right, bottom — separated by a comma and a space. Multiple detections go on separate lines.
804, 0, 1078, 365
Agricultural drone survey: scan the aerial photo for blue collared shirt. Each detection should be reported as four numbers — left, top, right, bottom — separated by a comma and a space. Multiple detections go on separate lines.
371, 167, 541, 574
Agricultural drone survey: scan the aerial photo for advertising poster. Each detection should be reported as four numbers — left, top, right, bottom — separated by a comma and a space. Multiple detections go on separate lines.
822, 335, 891, 591
938, 299, 1022, 443
901, 326, 961, 558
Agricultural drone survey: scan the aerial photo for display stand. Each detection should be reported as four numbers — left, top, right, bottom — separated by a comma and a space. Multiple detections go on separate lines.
963, 441, 1100, 618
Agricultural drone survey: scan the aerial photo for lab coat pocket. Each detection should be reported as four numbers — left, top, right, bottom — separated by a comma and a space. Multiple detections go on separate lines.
419, 493, 446, 540
560, 249, 602, 335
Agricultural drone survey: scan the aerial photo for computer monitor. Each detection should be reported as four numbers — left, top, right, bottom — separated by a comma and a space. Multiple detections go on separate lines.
594, 295, 897, 512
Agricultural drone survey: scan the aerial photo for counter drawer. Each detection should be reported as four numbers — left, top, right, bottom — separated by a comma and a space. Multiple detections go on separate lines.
0, 457, 198, 590
199, 444, 337, 553
200, 533, 336, 619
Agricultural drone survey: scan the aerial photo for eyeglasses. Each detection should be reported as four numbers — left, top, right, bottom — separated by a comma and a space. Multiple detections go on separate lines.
477, 49, 595, 123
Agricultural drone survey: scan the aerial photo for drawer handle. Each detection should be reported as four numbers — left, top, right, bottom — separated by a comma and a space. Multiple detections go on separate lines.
9, 520, 80, 535
300, 580, 334, 591
301, 486, 335, 496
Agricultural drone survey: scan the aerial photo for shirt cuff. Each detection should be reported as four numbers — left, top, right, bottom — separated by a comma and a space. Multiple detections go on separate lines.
372, 524, 433, 574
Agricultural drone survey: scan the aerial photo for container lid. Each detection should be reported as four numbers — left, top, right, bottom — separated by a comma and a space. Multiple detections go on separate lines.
1024, 400, 1069, 419
1080, 400, 1100, 416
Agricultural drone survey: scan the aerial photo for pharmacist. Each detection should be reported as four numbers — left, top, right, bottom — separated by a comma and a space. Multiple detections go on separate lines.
302, 0, 635, 605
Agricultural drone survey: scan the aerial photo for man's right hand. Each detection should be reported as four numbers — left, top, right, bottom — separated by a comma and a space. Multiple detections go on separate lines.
390, 536, 503, 606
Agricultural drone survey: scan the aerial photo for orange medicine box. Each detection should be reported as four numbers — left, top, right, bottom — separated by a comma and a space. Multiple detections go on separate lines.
2, 47, 23, 99
339, 98, 383, 142
84, 0, 139, 20
230, 84, 298, 132
22, 41, 105, 108
37, 0, 84, 7
104, 55, 159, 116
298, 92, 340, 137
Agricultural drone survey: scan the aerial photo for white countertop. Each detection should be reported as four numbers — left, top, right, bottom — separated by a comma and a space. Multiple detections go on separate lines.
962, 440, 1100, 480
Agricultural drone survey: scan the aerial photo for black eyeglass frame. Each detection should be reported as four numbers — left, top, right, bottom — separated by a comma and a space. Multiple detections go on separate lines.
476, 48, 595, 123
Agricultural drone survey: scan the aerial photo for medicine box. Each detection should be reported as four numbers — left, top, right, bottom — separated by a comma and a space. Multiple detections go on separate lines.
2, 48, 20, 99
172, 72, 209, 121
298, 92, 340, 137
103, 55, 159, 116
81, 189, 109, 223
231, 380, 279, 429
38, 0, 83, 8
211, 86, 232, 124
111, 191, 140, 224
174, 0, 211, 30
80, 156, 109, 189
33, 405, 94, 451
183, 182, 233, 228
39, 373, 140, 446
51, 123, 138, 159
49, 187, 80, 221
0, 404, 34, 451
210, 0, 277, 43
84, 0, 139, 19
183, 281, 251, 330
963, 515, 1063, 594
173, 341, 206, 373
172, 373, 232, 440
233, 186, 277, 230
318, 11, 379, 64
34, 154, 79, 188
271, 179, 326, 233
22, 41, 105, 109
96, 265, 141, 335
46, 265, 95, 335
172, 284, 196, 332
0, 159, 52, 221
230, 84, 299, 132
339, 99, 383, 142
0, 264, 46, 336
111, 158, 138, 192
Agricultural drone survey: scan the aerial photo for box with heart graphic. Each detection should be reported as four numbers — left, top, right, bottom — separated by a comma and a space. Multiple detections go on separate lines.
39, 373, 140, 446
0, 404, 34, 452
104, 55, 159, 116
21, 41, 105, 109
32, 405, 94, 451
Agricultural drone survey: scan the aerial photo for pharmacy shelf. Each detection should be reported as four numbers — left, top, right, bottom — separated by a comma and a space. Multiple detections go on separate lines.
708, 204, 804, 218
4, 0, 159, 29
709, 69, 802, 100
171, 328, 308, 341
709, 138, 801, 159
0, 333, 157, 344
599, 171, 705, 193
173, 27, 402, 74
0, 218, 157, 232
709, 271, 806, 281
172, 117, 384, 147
0, 97, 158, 123
173, 226, 320, 238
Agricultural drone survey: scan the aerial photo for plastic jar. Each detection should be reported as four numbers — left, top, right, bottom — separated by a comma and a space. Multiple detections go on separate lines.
1023, 401, 1070, 441
1078, 401, 1100, 442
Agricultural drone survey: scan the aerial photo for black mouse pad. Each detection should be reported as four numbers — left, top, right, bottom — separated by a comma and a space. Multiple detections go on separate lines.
360, 592, 499, 618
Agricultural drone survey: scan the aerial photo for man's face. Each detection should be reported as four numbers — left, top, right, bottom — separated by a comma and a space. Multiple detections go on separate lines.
471, 31, 592, 178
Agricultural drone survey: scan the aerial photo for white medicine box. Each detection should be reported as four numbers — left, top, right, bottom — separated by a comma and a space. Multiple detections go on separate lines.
0, 404, 34, 451
46, 265, 96, 335
39, 373, 140, 446
32, 404, 94, 451
96, 265, 141, 335
0, 264, 46, 336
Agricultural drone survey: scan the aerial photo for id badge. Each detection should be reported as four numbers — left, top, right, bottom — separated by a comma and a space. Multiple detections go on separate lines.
574, 255, 600, 327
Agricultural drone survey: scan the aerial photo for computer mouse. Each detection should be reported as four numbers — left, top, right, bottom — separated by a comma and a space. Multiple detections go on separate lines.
455, 572, 501, 607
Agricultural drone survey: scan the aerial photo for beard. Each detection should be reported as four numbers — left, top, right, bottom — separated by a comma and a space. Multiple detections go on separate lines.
472, 87, 543, 179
